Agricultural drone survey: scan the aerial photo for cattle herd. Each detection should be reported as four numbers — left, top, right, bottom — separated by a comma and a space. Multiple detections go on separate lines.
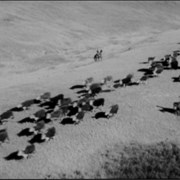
0, 48, 180, 162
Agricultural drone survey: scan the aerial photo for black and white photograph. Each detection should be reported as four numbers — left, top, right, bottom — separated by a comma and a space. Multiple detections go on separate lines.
1, 0, 180, 179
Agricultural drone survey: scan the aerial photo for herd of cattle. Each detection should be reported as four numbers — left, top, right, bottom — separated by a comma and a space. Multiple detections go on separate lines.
0, 48, 180, 161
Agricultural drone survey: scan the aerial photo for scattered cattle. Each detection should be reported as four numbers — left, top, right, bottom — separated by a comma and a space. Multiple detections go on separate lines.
28, 133, 47, 144
36, 92, 51, 102
17, 127, 38, 137
45, 127, 56, 140
106, 104, 119, 118
60, 116, 77, 125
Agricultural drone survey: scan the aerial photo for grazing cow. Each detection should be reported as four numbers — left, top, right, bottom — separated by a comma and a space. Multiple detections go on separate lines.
120, 74, 134, 86
88, 83, 102, 95
45, 127, 56, 140
30, 109, 47, 121
50, 109, 63, 119
60, 116, 76, 125
29, 133, 47, 144
0, 129, 9, 144
94, 50, 103, 62
106, 104, 119, 118
90, 98, 105, 109
101, 75, 113, 84
83, 77, 94, 86
34, 120, 45, 131
0, 111, 14, 124
92, 111, 108, 119
74, 111, 85, 124
148, 56, 155, 63
59, 98, 72, 107
171, 57, 178, 69
36, 92, 51, 102
51, 94, 64, 104
173, 101, 180, 115
23, 144, 35, 155
80, 102, 93, 112
13, 99, 36, 111
136, 75, 149, 84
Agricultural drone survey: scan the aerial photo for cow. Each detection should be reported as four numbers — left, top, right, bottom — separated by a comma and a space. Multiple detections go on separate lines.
35, 92, 51, 103
0, 111, 14, 124
60, 116, 77, 125
0, 129, 9, 144
83, 77, 94, 86
30, 109, 47, 121
92, 111, 108, 119
45, 127, 56, 140
171, 57, 178, 69
101, 75, 113, 84
89, 98, 105, 109
148, 56, 155, 63
59, 98, 72, 107
120, 74, 134, 87
74, 111, 85, 124
173, 101, 180, 115
106, 104, 119, 118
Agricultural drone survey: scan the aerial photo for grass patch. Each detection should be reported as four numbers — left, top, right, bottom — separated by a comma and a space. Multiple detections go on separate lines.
99, 141, 180, 179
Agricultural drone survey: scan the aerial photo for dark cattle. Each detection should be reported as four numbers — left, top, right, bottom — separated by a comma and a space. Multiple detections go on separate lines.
0, 129, 9, 143
70, 85, 86, 90
172, 75, 180, 82
0, 111, 14, 123
171, 58, 178, 69
34, 120, 45, 131
23, 144, 35, 155
51, 94, 64, 104
107, 104, 119, 118
36, 92, 51, 102
94, 50, 102, 62
121, 74, 133, 86
89, 86, 102, 95
101, 75, 113, 84
92, 112, 108, 119
50, 109, 63, 119
28, 133, 46, 144
60, 105, 70, 116
84, 77, 94, 85
90, 98, 105, 109
21, 99, 36, 109
80, 102, 93, 112
45, 127, 56, 140
75, 111, 85, 124
67, 105, 80, 116
31, 109, 47, 120
148, 56, 155, 63
60, 117, 76, 125
17, 127, 37, 137
59, 98, 72, 107
113, 83, 123, 88
173, 101, 180, 115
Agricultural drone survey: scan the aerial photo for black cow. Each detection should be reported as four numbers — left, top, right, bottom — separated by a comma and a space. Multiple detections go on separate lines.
45, 127, 56, 140
92, 112, 108, 119
90, 98, 105, 109
107, 104, 119, 118
60, 117, 76, 125
17, 127, 37, 137
0, 110, 14, 124
0, 129, 9, 144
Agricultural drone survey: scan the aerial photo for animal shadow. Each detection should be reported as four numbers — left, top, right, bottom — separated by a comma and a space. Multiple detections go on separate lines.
172, 77, 180, 82
156, 105, 176, 114
139, 61, 149, 64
